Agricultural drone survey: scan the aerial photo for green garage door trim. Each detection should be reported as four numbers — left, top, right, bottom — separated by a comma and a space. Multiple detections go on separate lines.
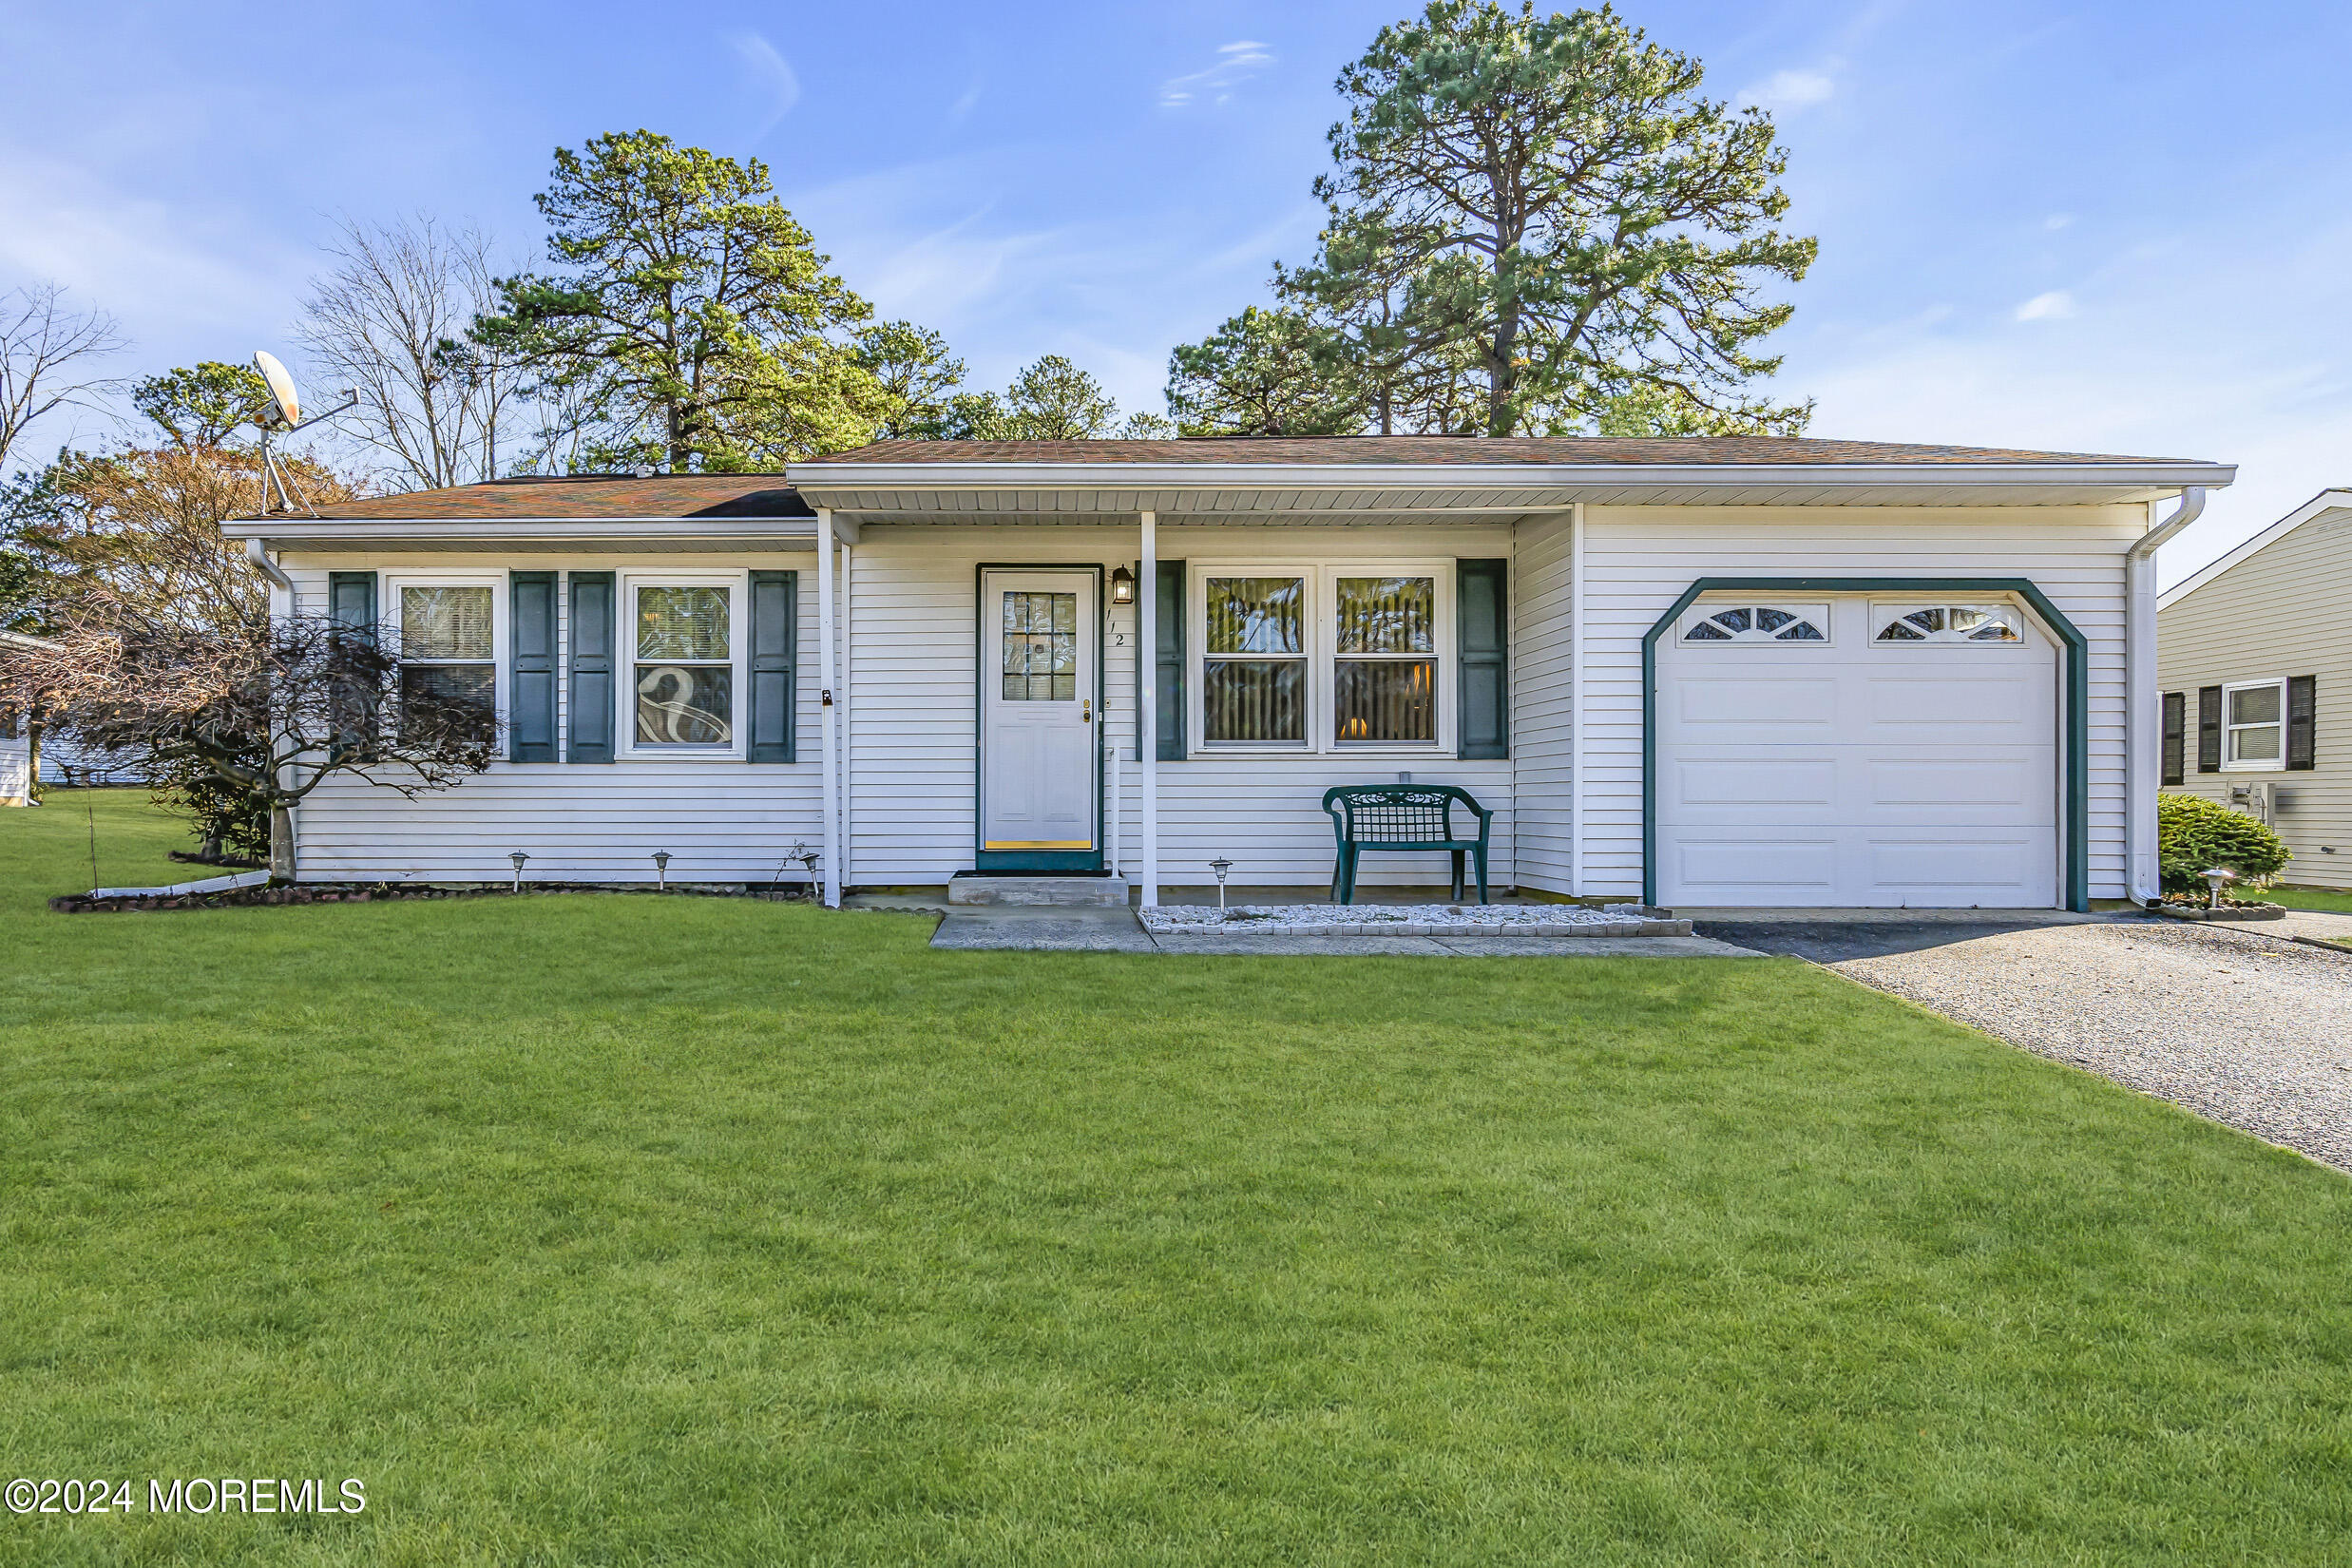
1640, 576, 2091, 913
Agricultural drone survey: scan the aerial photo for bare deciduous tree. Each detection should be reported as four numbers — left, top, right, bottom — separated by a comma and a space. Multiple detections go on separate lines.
0, 283, 125, 471
1, 609, 497, 881
299, 215, 527, 490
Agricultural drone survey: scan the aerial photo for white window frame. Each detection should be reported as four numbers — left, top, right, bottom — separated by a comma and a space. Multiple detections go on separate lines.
1675, 601, 1833, 646
621, 570, 748, 762
1868, 601, 2025, 645
1186, 561, 1455, 756
2222, 677, 2288, 773
384, 570, 507, 736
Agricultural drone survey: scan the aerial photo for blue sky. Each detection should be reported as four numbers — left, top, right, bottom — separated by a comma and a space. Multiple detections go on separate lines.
2, 0, 2345, 582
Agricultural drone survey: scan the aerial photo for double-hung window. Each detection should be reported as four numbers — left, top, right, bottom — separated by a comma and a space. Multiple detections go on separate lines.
2223, 679, 2286, 770
1193, 564, 1449, 753
630, 578, 739, 753
392, 580, 499, 743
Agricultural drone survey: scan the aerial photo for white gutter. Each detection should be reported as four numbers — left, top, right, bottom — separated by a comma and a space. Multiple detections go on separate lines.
244, 536, 294, 593
791, 458, 2237, 496
2124, 487, 2206, 902
220, 517, 818, 544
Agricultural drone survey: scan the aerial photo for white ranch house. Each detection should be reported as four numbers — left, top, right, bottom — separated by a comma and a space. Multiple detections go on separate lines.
219, 436, 2232, 910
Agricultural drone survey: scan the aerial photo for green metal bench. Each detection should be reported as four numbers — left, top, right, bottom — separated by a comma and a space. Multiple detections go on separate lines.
1322, 784, 1492, 905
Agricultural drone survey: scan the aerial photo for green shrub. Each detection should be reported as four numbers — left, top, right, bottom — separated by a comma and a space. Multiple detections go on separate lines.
2156, 792, 2290, 893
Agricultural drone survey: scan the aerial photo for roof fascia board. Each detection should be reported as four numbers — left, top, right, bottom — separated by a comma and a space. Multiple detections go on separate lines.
221, 516, 819, 540
788, 459, 2237, 493
2157, 488, 2352, 610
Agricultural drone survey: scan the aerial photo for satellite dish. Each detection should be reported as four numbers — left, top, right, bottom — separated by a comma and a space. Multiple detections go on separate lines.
253, 351, 299, 427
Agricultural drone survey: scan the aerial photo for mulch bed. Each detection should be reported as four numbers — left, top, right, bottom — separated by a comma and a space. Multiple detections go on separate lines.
49, 883, 819, 914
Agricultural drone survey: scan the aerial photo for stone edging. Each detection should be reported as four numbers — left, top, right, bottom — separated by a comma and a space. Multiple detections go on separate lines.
1146, 917, 1693, 938
48, 882, 819, 914
2153, 904, 2287, 922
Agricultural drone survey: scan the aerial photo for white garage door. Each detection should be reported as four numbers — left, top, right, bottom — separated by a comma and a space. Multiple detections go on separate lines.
1656, 597, 2058, 908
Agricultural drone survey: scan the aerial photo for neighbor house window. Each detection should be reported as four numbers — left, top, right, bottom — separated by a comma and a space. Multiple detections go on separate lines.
634, 583, 735, 748
2223, 679, 2286, 770
1192, 564, 1451, 752
395, 583, 497, 741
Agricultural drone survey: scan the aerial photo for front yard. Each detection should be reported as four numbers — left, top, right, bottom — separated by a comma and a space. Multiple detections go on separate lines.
2, 794, 2347, 1564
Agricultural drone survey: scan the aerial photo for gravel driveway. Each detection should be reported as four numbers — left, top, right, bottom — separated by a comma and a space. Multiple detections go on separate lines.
1705, 916, 2352, 1173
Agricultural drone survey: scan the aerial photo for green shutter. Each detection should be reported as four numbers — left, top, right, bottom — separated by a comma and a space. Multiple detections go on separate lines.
1456, 558, 1508, 759
1150, 559, 1185, 760
566, 572, 616, 763
748, 570, 797, 763
2197, 685, 2222, 773
509, 572, 557, 762
328, 571, 376, 637
326, 571, 377, 760
2160, 692, 2185, 787
2287, 675, 2317, 771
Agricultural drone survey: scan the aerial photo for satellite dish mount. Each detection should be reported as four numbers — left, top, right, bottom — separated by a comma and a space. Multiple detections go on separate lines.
250, 351, 357, 517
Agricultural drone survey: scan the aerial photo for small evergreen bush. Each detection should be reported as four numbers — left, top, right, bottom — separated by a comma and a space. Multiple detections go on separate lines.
2156, 792, 2289, 894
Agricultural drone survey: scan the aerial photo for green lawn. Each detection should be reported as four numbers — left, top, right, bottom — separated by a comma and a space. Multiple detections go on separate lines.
2, 793, 2348, 1565
2263, 883, 2352, 915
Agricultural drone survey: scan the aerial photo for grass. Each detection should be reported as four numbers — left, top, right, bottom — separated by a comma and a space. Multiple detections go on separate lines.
2261, 883, 2352, 915
2, 792, 2348, 1565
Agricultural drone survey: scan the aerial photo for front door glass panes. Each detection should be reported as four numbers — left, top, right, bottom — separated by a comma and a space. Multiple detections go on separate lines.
1204, 576, 1306, 741
1002, 591, 1078, 701
1334, 575, 1434, 742
636, 586, 733, 745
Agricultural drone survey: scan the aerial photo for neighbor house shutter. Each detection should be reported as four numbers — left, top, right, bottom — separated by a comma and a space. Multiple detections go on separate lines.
747, 569, 797, 763
2197, 685, 2223, 773
1151, 560, 1186, 760
327, 571, 377, 759
2287, 675, 2317, 771
1456, 559, 1508, 759
565, 572, 616, 763
2160, 692, 2185, 787
508, 571, 557, 763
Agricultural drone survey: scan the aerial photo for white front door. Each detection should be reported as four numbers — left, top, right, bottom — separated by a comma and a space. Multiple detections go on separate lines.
1655, 596, 2060, 908
981, 569, 1100, 858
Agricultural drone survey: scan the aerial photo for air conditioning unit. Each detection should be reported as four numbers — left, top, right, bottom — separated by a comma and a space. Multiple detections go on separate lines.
2228, 778, 2274, 826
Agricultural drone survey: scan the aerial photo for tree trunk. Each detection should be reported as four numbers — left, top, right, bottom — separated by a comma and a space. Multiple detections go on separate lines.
268, 802, 296, 883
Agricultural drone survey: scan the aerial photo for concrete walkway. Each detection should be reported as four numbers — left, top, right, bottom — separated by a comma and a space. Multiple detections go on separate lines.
888, 900, 1764, 958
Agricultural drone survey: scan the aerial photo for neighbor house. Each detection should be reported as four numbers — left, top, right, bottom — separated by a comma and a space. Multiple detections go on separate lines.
219, 435, 2232, 910
0, 628, 61, 806
2157, 488, 2346, 889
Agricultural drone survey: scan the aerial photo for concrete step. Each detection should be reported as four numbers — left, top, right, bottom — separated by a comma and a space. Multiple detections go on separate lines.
947, 874, 1131, 908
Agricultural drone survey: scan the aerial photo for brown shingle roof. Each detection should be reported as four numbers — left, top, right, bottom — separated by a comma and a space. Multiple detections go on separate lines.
275, 474, 815, 522
812, 435, 2196, 467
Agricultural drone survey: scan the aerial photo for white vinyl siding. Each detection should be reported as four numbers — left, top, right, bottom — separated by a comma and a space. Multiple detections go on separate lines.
1574, 504, 2142, 902
282, 553, 825, 885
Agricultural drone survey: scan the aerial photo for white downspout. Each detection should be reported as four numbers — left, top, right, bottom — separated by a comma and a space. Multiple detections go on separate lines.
840, 540, 854, 898
2125, 486, 2205, 903
815, 508, 840, 908
247, 536, 297, 877
1138, 509, 1159, 908
246, 535, 294, 594
1568, 502, 1585, 900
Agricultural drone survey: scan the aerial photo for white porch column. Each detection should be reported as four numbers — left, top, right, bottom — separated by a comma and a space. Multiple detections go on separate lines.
816, 507, 841, 908
841, 540, 854, 897
1569, 501, 1585, 899
1138, 509, 1159, 908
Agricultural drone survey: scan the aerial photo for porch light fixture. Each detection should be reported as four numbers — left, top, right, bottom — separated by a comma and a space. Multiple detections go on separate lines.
1209, 856, 1233, 913
508, 851, 529, 894
1110, 565, 1136, 605
652, 851, 672, 890
2201, 867, 2236, 910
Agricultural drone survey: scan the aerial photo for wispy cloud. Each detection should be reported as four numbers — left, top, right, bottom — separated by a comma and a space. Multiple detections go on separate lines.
2014, 289, 2075, 322
1740, 65, 1837, 112
729, 32, 801, 138
1159, 41, 1274, 109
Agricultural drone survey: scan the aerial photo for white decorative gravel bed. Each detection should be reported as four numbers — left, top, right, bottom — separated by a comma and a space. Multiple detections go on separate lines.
1138, 904, 1692, 937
